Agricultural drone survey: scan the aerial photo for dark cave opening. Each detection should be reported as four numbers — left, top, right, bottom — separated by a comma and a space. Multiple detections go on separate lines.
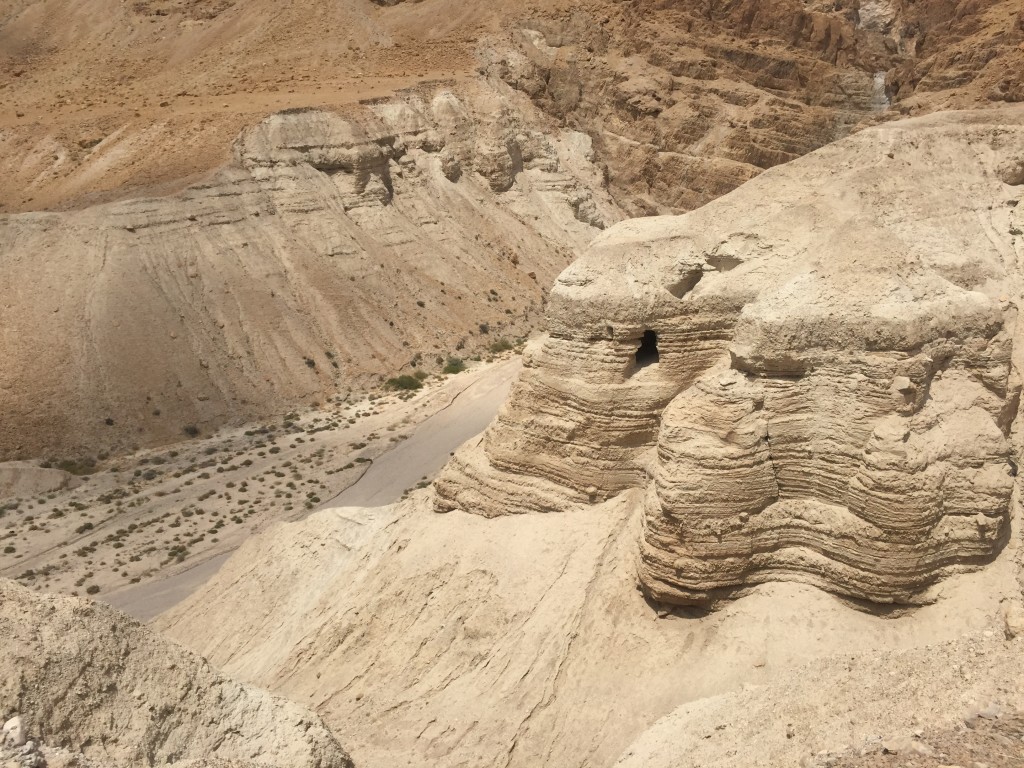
635, 330, 660, 369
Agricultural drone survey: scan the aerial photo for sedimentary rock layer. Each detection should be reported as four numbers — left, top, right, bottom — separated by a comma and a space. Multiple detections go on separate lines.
437, 106, 1024, 605
0, 81, 618, 461
488, 0, 1024, 216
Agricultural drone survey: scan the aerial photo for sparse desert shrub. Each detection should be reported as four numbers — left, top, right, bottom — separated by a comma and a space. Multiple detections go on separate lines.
182, 425, 200, 438
442, 357, 466, 374
489, 338, 513, 353
385, 375, 423, 391
57, 457, 98, 476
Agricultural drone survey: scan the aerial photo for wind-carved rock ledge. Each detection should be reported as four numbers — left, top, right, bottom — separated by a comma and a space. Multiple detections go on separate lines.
436, 106, 1024, 606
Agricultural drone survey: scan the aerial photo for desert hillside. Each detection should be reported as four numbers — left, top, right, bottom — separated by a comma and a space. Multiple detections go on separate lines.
157, 106, 1024, 768
2, 0, 1021, 214
2, 3, 1024, 768
1, 0, 1022, 459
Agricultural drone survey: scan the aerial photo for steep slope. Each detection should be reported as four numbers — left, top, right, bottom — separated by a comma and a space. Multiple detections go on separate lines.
0, 81, 616, 461
436, 105, 1024, 606
0, 579, 352, 768
467, 0, 1024, 215
3, 0, 1021, 462
0, 0, 557, 212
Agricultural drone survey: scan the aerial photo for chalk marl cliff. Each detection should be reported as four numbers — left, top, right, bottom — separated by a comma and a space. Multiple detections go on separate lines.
436, 106, 1024, 605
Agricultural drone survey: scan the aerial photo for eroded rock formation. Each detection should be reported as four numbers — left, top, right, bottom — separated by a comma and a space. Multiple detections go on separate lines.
437, 105, 1024, 605
486, 0, 1024, 216
0, 82, 619, 461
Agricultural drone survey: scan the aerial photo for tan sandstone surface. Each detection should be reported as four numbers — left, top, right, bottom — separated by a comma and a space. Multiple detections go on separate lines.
157, 106, 1024, 768
157, 491, 1024, 768
4, 4, 1024, 765
437, 104, 1024, 606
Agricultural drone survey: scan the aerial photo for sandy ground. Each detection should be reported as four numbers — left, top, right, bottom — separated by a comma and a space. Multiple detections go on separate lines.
0, 353, 521, 619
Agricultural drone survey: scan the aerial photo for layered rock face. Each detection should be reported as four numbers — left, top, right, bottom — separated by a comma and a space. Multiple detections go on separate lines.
437, 106, 1024, 605
0, 579, 352, 768
486, 0, 1024, 216
0, 82, 618, 461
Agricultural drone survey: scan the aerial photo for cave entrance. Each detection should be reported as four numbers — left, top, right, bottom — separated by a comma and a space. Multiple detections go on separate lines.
635, 330, 660, 369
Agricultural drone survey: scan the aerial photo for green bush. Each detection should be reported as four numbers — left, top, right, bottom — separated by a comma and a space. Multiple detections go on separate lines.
489, 338, 513, 353
442, 357, 466, 374
385, 375, 423, 391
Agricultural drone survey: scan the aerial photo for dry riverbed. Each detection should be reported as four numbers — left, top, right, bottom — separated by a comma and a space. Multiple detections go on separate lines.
0, 354, 520, 608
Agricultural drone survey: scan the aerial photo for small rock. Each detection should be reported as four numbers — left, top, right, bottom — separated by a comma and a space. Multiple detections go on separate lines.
882, 736, 934, 756
1003, 601, 1024, 639
892, 375, 913, 392
3, 716, 26, 748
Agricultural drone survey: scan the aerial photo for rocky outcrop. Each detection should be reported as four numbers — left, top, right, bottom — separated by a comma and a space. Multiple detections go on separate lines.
485, 0, 1024, 216
0, 579, 352, 768
0, 81, 619, 461
0, 462, 80, 499
437, 105, 1024, 605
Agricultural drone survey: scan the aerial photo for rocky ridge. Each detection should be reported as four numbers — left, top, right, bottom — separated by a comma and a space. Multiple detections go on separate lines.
484, 0, 1024, 215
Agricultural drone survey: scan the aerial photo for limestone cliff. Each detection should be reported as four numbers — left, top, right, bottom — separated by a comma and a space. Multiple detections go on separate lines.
437, 105, 1024, 605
